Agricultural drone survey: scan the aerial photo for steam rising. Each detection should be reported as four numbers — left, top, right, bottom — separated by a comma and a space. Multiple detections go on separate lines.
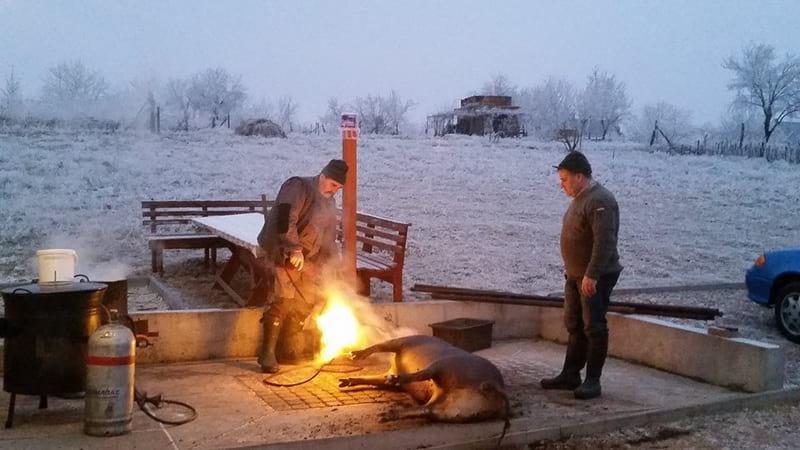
44, 232, 133, 281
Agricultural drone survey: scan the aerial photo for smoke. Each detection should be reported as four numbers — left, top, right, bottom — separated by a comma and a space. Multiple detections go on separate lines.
42, 232, 133, 281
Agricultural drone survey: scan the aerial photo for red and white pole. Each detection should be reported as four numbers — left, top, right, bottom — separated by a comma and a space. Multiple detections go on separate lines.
341, 113, 358, 276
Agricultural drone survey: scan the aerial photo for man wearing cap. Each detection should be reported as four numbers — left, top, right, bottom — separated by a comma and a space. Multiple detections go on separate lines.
256, 159, 348, 373
541, 151, 622, 399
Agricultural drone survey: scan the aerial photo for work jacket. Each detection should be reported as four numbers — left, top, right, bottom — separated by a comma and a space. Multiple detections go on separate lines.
257, 175, 338, 269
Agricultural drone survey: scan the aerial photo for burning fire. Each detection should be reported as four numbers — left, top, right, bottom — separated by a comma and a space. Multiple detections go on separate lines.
315, 290, 362, 362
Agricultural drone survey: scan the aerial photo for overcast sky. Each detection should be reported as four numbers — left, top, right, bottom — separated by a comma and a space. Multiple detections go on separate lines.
2, 0, 799, 125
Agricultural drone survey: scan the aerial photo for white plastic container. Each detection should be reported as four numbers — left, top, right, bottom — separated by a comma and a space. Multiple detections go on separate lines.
36, 249, 78, 282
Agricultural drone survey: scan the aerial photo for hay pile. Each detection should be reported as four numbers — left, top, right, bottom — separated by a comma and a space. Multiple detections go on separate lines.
235, 118, 287, 138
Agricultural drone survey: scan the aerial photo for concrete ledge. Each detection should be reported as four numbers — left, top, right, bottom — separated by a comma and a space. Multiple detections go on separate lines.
131, 301, 539, 364
245, 386, 800, 449
538, 307, 784, 392
133, 308, 263, 364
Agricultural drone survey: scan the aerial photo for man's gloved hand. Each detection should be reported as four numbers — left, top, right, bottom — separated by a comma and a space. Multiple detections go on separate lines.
288, 250, 304, 271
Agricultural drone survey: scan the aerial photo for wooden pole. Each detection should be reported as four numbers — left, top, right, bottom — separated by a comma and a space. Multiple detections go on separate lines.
341, 114, 358, 276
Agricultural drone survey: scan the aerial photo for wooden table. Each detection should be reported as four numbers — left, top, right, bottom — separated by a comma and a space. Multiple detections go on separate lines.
192, 213, 270, 307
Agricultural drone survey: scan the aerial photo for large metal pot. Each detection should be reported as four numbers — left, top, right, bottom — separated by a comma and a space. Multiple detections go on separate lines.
0, 281, 107, 395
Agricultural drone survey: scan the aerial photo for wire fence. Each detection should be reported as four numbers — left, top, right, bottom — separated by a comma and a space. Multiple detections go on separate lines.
653, 140, 800, 164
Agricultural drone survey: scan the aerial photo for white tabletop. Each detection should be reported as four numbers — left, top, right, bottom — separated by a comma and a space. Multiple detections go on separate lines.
192, 213, 265, 257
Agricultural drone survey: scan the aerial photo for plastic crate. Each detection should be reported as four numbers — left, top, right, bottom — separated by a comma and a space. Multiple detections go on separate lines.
429, 317, 494, 352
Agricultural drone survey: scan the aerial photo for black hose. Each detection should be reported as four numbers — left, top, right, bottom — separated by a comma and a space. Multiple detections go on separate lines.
134, 388, 198, 425
95, 305, 198, 426
262, 358, 363, 388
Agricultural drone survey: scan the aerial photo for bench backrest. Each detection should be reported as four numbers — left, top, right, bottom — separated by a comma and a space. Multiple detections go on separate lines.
142, 200, 272, 233
338, 211, 411, 265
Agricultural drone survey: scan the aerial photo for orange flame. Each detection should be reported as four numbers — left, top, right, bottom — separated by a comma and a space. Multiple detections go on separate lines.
315, 290, 362, 362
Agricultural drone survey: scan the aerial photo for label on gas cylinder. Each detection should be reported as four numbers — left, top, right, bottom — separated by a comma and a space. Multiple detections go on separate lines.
87, 387, 121, 399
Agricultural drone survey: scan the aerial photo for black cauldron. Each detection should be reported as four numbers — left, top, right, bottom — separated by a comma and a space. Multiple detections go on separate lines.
0, 280, 106, 427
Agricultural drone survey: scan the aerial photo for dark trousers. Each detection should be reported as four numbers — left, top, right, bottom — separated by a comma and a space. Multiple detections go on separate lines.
563, 271, 621, 338
267, 265, 320, 320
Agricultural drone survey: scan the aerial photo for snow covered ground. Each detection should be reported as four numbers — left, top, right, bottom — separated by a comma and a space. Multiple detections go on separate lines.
1, 126, 799, 448
1, 126, 797, 291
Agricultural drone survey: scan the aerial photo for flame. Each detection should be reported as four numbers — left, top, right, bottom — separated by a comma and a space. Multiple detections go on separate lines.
315, 291, 362, 362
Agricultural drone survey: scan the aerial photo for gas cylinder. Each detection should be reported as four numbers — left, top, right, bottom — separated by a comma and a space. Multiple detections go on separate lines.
84, 311, 136, 436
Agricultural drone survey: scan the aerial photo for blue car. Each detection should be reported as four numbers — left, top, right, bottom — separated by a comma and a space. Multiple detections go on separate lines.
746, 247, 800, 343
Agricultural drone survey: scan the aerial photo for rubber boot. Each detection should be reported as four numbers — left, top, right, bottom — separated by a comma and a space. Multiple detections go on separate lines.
277, 315, 308, 364
541, 333, 586, 390
258, 314, 282, 373
574, 334, 608, 399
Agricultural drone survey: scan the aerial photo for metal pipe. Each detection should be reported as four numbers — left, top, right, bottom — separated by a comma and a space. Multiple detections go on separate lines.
414, 284, 722, 320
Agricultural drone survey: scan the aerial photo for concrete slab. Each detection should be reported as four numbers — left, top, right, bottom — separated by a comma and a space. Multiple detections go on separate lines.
1, 339, 794, 449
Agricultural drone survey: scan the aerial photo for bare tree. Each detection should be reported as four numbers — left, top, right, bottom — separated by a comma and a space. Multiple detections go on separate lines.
480, 73, 518, 97
319, 97, 343, 132
165, 78, 191, 131
186, 67, 246, 127
634, 102, 693, 145
381, 90, 415, 134
241, 97, 275, 121
578, 68, 631, 140
354, 94, 385, 134
718, 102, 762, 143
41, 60, 108, 115
1, 67, 23, 118
351, 91, 415, 135
723, 43, 800, 143
277, 96, 298, 132
520, 77, 577, 139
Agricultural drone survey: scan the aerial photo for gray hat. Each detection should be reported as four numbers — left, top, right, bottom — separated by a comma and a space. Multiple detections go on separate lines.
554, 151, 592, 177
322, 159, 348, 184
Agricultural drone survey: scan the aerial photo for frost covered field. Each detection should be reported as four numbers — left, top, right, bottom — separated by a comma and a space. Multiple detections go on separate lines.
0, 126, 798, 293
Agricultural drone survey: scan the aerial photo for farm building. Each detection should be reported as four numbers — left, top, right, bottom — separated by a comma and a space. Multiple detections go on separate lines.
427, 95, 524, 137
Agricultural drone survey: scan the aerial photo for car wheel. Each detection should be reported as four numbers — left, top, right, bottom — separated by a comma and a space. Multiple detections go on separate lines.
774, 282, 800, 344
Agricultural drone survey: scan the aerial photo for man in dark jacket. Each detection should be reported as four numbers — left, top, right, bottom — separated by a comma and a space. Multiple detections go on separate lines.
256, 159, 348, 373
541, 151, 622, 399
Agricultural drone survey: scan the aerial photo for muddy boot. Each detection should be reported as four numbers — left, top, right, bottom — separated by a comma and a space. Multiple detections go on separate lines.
258, 314, 283, 373
574, 334, 607, 399
541, 333, 586, 390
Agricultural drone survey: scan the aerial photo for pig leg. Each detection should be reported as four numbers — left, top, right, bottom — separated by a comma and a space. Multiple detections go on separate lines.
348, 336, 420, 360
379, 404, 433, 422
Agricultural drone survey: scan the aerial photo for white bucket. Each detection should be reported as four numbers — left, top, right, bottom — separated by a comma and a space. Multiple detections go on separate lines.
36, 249, 78, 282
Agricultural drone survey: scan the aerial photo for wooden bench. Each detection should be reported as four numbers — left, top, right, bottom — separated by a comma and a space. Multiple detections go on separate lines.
142, 200, 267, 276
339, 212, 411, 302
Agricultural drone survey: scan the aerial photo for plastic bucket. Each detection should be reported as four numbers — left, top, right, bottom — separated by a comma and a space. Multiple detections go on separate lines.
36, 249, 78, 282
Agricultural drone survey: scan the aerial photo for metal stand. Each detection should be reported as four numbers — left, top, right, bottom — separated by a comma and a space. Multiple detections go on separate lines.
4, 394, 49, 429
5, 393, 15, 428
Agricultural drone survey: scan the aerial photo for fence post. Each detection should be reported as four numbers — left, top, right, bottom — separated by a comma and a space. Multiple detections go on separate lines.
739, 122, 744, 149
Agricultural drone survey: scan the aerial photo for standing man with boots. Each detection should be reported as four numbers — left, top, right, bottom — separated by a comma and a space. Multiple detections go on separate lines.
541, 151, 622, 399
256, 159, 348, 373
